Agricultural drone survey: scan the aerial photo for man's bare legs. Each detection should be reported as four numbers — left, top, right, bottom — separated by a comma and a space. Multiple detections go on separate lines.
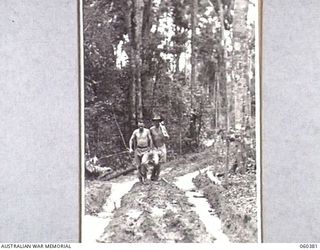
135, 151, 149, 183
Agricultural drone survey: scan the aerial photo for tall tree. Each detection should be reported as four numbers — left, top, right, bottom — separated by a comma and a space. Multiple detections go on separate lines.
190, 0, 198, 109
134, 0, 145, 121
126, 0, 137, 128
232, 0, 249, 129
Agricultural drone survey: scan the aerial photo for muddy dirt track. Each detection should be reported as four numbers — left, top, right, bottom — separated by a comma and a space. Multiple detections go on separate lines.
85, 149, 258, 243
100, 179, 214, 243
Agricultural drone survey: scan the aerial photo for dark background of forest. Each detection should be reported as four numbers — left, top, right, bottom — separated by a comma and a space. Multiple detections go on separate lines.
84, 0, 256, 170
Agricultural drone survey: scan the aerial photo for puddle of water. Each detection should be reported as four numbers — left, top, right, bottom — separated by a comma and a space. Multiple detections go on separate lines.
175, 168, 229, 243
83, 177, 137, 243
207, 170, 222, 185
102, 180, 137, 214
175, 171, 199, 190
185, 191, 229, 243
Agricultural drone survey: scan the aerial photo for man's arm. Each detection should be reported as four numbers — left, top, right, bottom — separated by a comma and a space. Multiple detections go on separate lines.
147, 129, 154, 148
129, 130, 136, 153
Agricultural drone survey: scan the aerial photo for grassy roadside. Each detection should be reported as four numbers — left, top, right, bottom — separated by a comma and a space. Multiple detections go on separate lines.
193, 170, 257, 242
85, 180, 111, 215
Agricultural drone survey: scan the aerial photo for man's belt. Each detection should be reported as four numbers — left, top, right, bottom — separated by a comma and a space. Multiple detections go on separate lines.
137, 146, 149, 149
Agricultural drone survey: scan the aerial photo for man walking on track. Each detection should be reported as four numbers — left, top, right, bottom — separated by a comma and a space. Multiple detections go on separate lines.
150, 115, 169, 181
129, 121, 153, 183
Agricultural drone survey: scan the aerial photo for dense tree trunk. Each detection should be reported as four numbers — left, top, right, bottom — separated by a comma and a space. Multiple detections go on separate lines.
217, 0, 229, 130
126, 0, 137, 127
225, 0, 236, 130
190, 0, 198, 109
215, 72, 220, 128
134, 0, 145, 121
233, 0, 249, 129
142, 0, 153, 48
141, 0, 154, 120
209, 0, 231, 131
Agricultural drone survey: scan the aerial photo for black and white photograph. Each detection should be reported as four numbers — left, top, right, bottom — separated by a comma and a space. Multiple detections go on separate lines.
82, 0, 260, 243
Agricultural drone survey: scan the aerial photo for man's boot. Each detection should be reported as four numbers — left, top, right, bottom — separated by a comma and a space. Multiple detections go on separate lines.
141, 164, 148, 183
138, 176, 143, 183
151, 164, 160, 181
150, 169, 156, 181
155, 164, 160, 181
138, 165, 145, 183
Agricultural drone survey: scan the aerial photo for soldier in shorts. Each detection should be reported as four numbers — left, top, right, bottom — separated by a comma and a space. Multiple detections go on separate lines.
149, 115, 169, 181
129, 121, 153, 183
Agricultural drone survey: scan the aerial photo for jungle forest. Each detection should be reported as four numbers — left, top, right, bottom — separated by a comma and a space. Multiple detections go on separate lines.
84, 0, 256, 169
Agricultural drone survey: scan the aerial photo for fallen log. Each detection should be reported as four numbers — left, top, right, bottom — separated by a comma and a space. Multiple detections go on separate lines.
98, 166, 137, 181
